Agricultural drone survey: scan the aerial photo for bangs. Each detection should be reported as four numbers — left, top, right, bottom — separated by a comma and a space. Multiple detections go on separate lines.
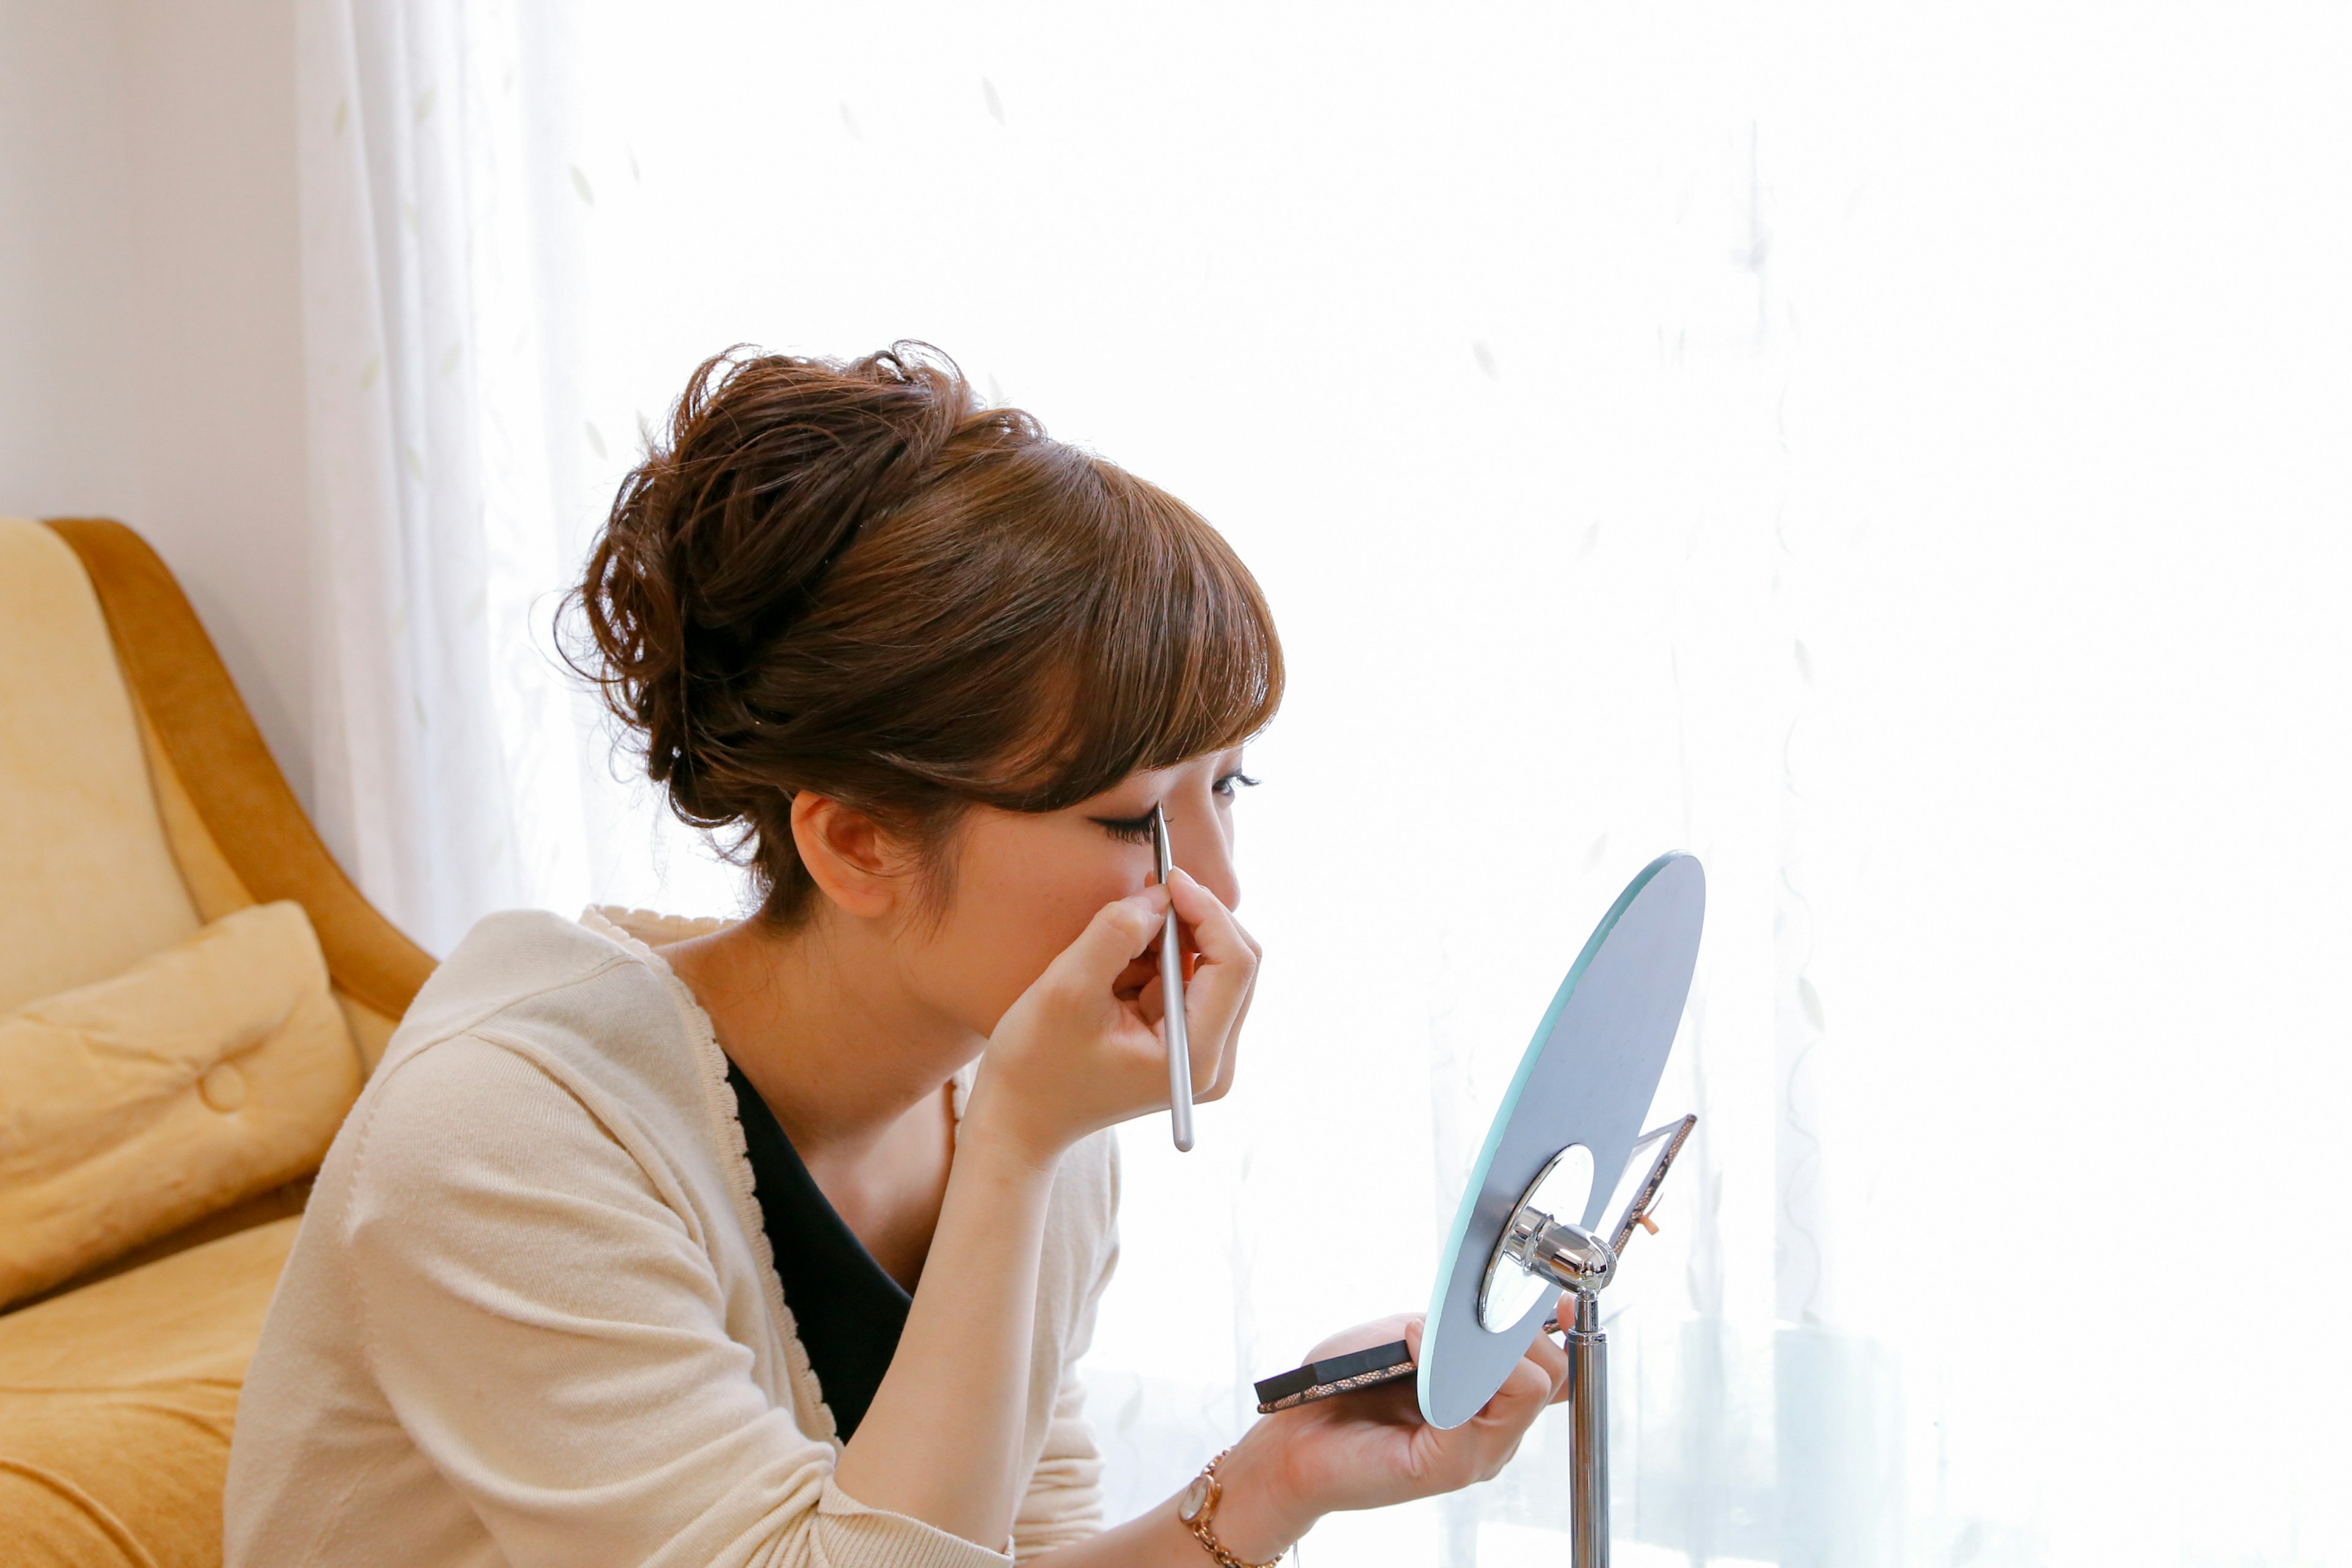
579, 338, 1281, 926
978, 455, 1284, 810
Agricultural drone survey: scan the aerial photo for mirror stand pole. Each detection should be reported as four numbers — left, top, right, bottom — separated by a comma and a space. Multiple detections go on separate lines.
1566, 1288, 1608, 1568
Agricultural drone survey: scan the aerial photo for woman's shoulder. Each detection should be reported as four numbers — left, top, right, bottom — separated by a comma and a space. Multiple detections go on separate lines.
582, 903, 731, 948
361, 907, 735, 1172
386, 907, 713, 1062
314, 910, 757, 1286
388, 908, 662, 1047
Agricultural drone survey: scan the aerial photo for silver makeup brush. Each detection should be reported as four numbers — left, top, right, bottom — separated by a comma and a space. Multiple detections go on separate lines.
1152, 804, 1194, 1152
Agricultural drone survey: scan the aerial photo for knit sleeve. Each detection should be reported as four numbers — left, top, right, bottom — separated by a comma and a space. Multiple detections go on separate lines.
1011, 1371, 1106, 1559
1011, 1133, 1120, 1561
342, 1032, 1011, 1568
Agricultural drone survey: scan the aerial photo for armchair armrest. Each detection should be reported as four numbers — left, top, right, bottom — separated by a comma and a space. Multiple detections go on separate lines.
42, 519, 434, 1022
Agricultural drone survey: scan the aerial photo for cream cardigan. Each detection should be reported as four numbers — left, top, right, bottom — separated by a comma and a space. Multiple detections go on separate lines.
225, 907, 1119, 1568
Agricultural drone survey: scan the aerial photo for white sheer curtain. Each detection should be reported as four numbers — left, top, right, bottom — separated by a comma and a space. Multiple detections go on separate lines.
295, 0, 744, 949
297, 4, 2351, 1564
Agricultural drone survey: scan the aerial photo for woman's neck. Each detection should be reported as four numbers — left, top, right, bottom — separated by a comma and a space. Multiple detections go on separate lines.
658, 909, 979, 1166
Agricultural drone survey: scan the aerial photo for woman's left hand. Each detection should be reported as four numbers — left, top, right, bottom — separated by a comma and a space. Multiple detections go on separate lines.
1202, 1314, 1571, 1557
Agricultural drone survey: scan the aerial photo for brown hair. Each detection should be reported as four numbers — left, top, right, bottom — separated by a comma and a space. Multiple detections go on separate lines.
565, 342, 1283, 925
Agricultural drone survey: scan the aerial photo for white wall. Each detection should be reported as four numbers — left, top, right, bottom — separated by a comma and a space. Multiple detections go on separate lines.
0, 0, 312, 807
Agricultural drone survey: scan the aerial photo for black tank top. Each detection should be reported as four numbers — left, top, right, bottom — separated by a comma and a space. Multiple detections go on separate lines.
724, 1058, 912, 1440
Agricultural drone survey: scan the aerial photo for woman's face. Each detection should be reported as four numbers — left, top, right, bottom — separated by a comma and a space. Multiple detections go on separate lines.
902, 745, 1254, 1039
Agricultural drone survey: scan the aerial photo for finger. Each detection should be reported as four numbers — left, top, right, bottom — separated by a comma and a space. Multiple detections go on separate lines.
1299, 1313, 1421, 1364
1114, 954, 1160, 1006
1165, 870, 1257, 1062
1425, 1354, 1550, 1488
1167, 869, 1251, 976
1197, 914, 1260, 1101
1520, 1325, 1570, 1404
1191, 979, 1246, 1102
1471, 1351, 1554, 1438
1042, 888, 1172, 999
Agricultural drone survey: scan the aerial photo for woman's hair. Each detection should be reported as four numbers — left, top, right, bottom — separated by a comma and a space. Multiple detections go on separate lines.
565, 342, 1283, 926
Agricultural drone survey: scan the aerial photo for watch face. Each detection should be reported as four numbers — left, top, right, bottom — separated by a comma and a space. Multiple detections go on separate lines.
1178, 1472, 1214, 1523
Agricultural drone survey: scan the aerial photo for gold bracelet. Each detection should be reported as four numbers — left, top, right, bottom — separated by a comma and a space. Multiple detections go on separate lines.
1176, 1448, 1283, 1568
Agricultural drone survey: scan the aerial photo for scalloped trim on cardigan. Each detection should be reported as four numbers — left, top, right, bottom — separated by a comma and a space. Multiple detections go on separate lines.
576, 905, 983, 1453
576, 905, 845, 1449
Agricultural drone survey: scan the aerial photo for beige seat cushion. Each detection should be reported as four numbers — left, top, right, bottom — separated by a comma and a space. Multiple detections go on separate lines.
0, 902, 361, 1308
0, 519, 203, 1015
0, 1215, 298, 1568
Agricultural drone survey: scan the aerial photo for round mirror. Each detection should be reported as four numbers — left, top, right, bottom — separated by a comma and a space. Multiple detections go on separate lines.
1417, 851, 1705, 1430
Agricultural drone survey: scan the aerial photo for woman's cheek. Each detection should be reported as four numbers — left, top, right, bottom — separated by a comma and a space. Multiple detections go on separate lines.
1025, 875, 1129, 986
999, 888, 1093, 1004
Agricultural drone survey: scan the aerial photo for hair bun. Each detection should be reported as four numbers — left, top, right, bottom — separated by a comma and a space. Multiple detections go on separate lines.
571, 343, 982, 809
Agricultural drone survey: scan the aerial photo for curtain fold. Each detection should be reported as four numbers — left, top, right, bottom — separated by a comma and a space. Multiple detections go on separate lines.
298, 0, 706, 954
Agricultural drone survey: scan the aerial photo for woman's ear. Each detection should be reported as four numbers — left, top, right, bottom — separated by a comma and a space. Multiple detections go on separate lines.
790, 793, 913, 919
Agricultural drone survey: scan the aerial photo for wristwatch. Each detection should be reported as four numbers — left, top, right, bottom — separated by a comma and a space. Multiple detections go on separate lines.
1177, 1449, 1283, 1568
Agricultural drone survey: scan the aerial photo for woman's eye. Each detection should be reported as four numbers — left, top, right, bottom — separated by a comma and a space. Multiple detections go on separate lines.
1099, 816, 1156, 843
1213, 771, 1261, 801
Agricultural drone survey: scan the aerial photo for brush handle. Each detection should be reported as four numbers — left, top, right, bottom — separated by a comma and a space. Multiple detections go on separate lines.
1161, 907, 1194, 1152
1152, 805, 1195, 1152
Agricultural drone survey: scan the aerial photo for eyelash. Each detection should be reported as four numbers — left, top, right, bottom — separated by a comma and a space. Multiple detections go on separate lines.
1096, 772, 1261, 843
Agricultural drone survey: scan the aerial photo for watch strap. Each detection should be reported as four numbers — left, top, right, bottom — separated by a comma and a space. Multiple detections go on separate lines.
1181, 1449, 1284, 1568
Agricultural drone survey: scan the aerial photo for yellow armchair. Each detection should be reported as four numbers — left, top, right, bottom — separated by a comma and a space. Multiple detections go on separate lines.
0, 518, 432, 1567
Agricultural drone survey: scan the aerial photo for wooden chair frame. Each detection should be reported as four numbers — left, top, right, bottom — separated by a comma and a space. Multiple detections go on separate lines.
30, 518, 435, 1288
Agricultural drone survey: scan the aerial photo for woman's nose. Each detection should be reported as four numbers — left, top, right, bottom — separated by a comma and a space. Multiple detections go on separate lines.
1170, 808, 1242, 913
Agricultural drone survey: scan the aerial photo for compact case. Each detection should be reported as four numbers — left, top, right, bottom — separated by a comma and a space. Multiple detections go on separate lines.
1252, 1340, 1415, 1414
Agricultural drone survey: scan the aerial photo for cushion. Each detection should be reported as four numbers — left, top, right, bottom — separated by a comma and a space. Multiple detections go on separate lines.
0, 1215, 299, 1568
0, 519, 203, 1016
0, 901, 361, 1308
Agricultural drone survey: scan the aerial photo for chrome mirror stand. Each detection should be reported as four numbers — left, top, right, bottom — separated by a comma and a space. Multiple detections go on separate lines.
1482, 1113, 1697, 1568
1561, 1285, 1611, 1568
1495, 1200, 1618, 1568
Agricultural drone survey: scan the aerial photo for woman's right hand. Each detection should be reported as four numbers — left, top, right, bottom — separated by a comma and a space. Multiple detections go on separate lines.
961, 869, 1259, 1167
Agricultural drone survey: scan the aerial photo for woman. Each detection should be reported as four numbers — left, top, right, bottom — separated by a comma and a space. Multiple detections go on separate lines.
226, 345, 1569, 1567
